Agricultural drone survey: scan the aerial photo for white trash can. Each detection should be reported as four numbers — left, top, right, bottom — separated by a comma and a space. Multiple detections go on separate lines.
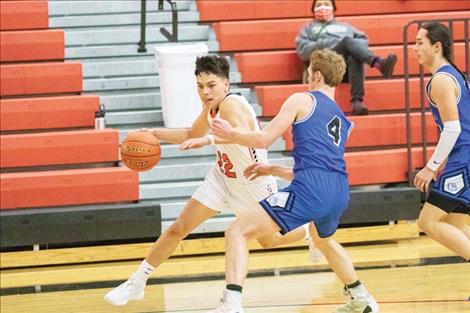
154, 43, 208, 128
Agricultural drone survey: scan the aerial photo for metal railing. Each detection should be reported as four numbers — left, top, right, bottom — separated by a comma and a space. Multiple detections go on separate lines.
403, 18, 469, 186
138, 0, 179, 53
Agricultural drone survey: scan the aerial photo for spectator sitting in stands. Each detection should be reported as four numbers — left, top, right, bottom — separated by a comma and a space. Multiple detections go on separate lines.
295, 0, 397, 115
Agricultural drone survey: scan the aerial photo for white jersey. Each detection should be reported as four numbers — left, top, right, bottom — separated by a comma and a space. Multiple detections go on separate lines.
208, 93, 274, 185
192, 93, 277, 215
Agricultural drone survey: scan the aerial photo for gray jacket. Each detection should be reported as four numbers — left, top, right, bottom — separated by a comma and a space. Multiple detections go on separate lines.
295, 19, 369, 61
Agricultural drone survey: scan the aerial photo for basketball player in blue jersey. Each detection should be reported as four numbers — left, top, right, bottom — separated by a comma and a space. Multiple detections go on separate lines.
105, 56, 322, 306
413, 22, 470, 260
210, 49, 378, 313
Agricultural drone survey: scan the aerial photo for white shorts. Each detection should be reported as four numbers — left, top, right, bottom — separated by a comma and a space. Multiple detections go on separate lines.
192, 166, 278, 216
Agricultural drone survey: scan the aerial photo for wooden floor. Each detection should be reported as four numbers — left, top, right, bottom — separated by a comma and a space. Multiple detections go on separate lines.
1, 263, 469, 313
2, 234, 470, 313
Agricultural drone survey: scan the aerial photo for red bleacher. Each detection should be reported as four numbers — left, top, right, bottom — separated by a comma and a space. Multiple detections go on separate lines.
201, 1, 466, 188
0, 130, 120, 168
0, 0, 139, 211
0, 1, 49, 31
197, 0, 470, 22
0, 95, 100, 131
257, 78, 425, 116
0, 168, 139, 210
0, 62, 82, 97
346, 147, 433, 186
214, 11, 468, 52
283, 113, 437, 150
0, 29, 65, 63
235, 43, 467, 83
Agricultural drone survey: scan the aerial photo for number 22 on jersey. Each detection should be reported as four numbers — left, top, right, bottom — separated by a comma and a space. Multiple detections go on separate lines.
217, 151, 237, 178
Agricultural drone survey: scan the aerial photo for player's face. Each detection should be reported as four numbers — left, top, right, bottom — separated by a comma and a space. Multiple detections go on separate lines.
196, 72, 229, 109
414, 29, 435, 68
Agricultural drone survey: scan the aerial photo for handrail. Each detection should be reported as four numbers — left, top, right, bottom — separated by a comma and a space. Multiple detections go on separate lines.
138, 0, 179, 53
403, 18, 469, 186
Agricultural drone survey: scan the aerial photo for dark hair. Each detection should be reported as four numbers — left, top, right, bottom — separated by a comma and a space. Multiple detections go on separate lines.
311, 0, 336, 14
421, 22, 469, 89
195, 55, 230, 79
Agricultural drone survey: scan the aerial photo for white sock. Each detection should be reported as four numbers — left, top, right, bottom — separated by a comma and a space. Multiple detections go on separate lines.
225, 289, 242, 307
134, 260, 155, 286
349, 283, 369, 299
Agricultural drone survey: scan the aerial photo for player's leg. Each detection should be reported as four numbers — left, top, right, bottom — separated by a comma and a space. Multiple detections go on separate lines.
105, 199, 218, 306
257, 223, 323, 262
444, 213, 470, 239
308, 224, 379, 313
145, 199, 218, 266
418, 202, 470, 260
105, 167, 225, 306
256, 225, 305, 248
208, 206, 280, 313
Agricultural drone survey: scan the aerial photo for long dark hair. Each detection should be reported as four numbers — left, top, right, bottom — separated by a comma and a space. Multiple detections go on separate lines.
421, 22, 469, 90
311, 0, 336, 14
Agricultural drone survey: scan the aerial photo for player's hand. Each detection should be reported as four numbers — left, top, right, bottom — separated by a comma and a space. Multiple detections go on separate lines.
179, 137, 210, 150
211, 118, 234, 140
413, 166, 437, 193
244, 163, 272, 181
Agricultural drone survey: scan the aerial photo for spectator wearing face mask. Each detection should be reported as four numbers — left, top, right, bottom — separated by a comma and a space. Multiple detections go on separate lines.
295, 0, 398, 115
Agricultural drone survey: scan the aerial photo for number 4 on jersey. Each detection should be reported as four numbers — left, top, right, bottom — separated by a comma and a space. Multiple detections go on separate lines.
327, 116, 341, 146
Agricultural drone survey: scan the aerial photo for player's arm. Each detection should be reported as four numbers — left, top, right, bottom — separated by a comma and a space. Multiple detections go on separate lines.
414, 74, 460, 192
149, 106, 211, 144
244, 163, 294, 181
211, 93, 306, 148
179, 97, 250, 149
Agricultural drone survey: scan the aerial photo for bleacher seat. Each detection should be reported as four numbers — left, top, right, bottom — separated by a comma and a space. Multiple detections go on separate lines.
197, 0, 470, 22
283, 113, 437, 150
257, 78, 426, 116
0, 0, 49, 31
235, 43, 467, 83
0, 129, 119, 168
0, 62, 82, 96
0, 29, 65, 63
346, 147, 433, 185
214, 11, 468, 52
0, 167, 139, 210
0, 95, 99, 131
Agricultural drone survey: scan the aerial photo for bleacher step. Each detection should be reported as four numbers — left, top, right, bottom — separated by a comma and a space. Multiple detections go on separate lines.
48, 0, 192, 16
50, 11, 199, 28
64, 25, 210, 46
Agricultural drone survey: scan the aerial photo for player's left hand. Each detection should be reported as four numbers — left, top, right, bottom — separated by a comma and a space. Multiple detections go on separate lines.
180, 137, 209, 150
211, 118, 233, 140
413, 166, 437, 193
244, 163, 272, 180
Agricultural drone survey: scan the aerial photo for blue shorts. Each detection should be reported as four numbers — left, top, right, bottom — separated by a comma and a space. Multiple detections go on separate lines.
260, 168, 349, 238
428, 146, 470, 214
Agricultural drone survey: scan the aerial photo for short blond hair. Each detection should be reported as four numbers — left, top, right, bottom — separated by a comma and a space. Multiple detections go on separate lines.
309, 49, 346, 87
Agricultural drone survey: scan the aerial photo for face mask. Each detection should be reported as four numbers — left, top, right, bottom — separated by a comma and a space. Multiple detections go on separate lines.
314, 5, 334, 22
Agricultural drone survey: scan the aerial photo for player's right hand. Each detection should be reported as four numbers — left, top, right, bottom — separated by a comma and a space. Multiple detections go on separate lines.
244, 163, 272, 180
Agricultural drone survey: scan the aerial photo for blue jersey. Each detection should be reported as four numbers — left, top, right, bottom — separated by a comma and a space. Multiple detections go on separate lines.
292, 91, 353, 174
426, 64, 470, 148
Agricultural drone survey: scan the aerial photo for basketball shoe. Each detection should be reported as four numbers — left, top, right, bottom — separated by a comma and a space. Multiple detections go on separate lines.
334, 284, 379, 313
104, 273, 145, 306
207, 290, 244, 313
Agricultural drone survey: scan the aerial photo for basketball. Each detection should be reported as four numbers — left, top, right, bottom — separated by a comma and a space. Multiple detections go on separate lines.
121, 131, 161, 172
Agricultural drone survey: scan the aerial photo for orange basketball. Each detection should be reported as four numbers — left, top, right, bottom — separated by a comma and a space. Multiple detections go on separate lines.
121, 131, 161, 172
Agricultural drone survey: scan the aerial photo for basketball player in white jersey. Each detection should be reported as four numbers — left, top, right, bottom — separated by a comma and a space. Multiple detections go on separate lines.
104, 55, 321, 306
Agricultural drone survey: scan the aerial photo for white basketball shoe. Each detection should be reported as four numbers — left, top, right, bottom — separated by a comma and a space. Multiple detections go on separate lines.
104, 273, 145, 306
